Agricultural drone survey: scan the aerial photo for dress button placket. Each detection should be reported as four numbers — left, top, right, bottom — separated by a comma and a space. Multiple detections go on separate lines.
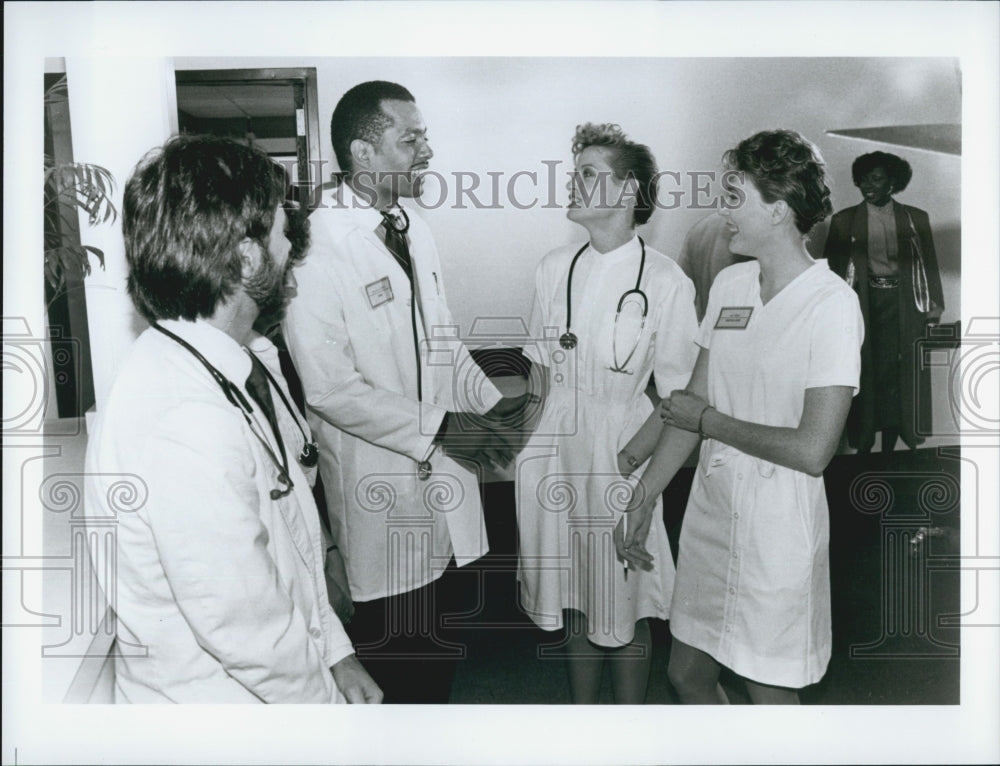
721, 468, 744, 658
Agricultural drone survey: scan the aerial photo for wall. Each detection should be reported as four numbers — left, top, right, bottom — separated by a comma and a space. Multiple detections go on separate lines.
175, 56, 962, 334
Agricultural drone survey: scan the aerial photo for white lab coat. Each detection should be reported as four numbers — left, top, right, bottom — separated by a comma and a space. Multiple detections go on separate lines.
670, 260, 863, 688
283, 184, 501, 602
84, 319, 354, 703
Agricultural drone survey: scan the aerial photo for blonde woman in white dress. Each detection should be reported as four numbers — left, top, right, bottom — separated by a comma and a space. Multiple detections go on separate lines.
516, 123, 698, 703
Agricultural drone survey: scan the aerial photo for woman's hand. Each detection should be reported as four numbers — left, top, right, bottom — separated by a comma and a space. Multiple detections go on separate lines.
660, 389, 711, 433
614, 482, 656, 572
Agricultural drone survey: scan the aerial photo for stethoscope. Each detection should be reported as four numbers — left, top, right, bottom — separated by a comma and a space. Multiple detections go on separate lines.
379, 207, 421, 401
382, 205, 411, 235
559, 236, 649, 375
380, 205, 435, 481
152, 323, 319, 500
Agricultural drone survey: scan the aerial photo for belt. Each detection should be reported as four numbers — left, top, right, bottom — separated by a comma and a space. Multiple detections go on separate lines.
869, 275, 900, 288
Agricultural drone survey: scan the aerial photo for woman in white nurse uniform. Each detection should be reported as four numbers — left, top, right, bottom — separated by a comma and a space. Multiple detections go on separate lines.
516, 123, 698, 703
620, 130, 863, 703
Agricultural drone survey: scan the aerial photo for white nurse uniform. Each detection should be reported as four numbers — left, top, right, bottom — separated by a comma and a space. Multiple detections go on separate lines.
670, 259, 863, 687
517, 237, 698, 647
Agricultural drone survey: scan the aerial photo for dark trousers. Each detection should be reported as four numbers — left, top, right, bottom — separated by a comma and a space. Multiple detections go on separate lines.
868, 285, 901, 452
346, 560, 472, 703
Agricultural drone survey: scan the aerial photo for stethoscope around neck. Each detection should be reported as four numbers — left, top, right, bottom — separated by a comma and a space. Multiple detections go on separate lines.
152, 323, 319, 500
559, 236, 649, 374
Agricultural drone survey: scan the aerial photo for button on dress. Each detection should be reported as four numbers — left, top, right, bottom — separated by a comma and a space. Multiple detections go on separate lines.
670, 260, 863, 687
517, 237, 698, 647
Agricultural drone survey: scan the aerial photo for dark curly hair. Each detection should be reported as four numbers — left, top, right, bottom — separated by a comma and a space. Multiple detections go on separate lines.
851, 151, 912, 194
722, 129, 833, 234
123, 134, 285, 322
330, 81, 415, 174
572, 123, 659, 226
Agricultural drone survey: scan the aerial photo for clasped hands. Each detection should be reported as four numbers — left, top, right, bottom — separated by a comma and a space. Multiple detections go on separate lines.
438, 392, 539, 469
659, 389, 711, 433
614, 389, 711, 572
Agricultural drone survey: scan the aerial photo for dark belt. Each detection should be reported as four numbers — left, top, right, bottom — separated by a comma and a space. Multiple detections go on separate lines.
869, 275, 900, 288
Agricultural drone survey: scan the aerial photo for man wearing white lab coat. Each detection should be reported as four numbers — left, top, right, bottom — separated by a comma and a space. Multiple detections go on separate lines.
284, 81, 526, 702
84, 135, 381, 703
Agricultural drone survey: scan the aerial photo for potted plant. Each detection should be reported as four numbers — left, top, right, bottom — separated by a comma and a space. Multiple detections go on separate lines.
44, 75, 117, 297
44, 73, 118, 418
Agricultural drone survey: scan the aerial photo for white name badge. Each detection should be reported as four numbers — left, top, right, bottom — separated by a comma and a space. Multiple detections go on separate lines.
366, 276, 394, 309
715, 306, 754, 329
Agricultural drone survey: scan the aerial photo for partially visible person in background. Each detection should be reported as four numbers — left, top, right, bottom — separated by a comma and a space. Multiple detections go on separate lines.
675, 213, 751, 322
516, 123, 698, 703
250, 199, 355, 626
824, 151, 944, 453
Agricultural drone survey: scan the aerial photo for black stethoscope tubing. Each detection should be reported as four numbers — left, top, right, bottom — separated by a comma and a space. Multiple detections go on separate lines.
560, 236, 649, 361
151, 323, 316, 499
381, 206, 434, 480
252, 355, 320, 469
380, 206, 422, 403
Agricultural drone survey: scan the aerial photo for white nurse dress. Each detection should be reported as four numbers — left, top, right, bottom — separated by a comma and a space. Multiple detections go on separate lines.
516, 236, 698, 647
670, 259, 863, 687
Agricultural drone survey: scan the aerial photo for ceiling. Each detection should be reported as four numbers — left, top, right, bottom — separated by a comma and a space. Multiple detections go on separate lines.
176, 82, 296, 119
826, 124, 961, 156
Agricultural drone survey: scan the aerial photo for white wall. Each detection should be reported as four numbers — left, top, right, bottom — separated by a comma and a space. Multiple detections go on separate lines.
175, 56, 962, 336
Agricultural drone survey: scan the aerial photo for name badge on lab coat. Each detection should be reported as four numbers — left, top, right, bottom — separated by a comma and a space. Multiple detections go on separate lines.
366, 276, 394, 309
715, 306, 754, 329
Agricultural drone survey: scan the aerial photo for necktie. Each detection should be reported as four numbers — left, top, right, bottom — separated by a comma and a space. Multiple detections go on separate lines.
380, 209, 413, 284
245, 352, 296, 499
245, 353, 281, 446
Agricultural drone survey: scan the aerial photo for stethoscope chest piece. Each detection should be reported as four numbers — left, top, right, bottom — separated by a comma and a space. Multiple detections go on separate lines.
559, 332, 578, 350
299, 441, 320, 469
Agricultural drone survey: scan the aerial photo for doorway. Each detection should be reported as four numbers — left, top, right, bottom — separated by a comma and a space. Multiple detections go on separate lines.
175, 67, 322, 205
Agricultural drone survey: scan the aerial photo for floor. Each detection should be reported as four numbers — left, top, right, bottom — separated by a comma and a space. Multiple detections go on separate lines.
447, 447, 962, 705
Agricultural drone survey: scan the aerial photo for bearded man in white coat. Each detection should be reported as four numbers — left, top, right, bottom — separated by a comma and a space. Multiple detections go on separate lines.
84, 135, 381, 703
284, 81, 530, 703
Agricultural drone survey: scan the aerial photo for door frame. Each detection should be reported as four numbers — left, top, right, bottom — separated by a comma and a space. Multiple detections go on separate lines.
174, 67, 322, 202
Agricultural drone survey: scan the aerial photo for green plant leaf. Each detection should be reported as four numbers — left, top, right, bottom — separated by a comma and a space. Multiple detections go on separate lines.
82, 245, 106, 271
43, 159, 118, 289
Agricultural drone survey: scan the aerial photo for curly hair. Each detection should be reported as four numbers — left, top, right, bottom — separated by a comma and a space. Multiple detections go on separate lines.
722, 129, 833, 234
572, 122, 659, 226
851, 151, 913, 194
123, 134, 285, 323
330, 81, 416, 174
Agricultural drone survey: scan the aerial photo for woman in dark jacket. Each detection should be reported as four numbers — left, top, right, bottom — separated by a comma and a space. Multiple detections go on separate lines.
824, 151, 944, 453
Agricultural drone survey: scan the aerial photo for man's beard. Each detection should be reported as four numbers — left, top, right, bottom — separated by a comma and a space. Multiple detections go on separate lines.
246, 248, 291, 335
